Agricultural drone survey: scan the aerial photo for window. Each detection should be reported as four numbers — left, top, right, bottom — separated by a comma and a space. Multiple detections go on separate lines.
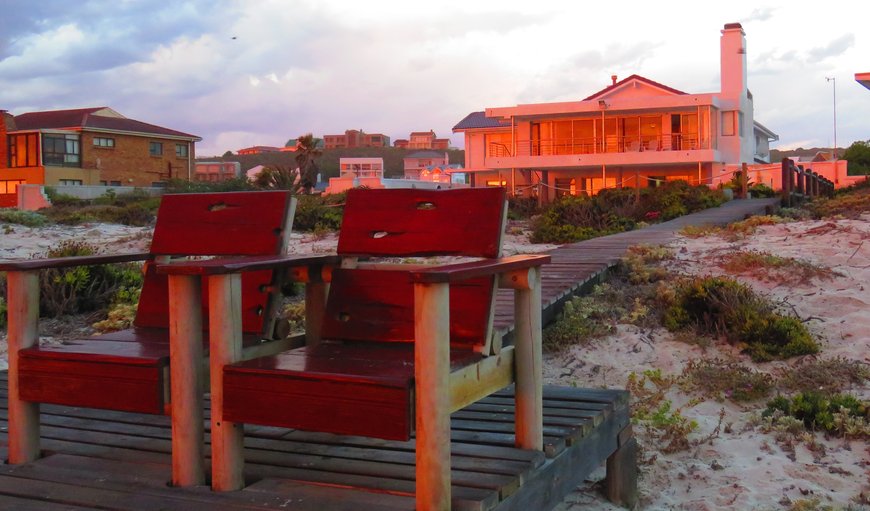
149, 142, 163, 156
648, 175, 666, 188
721, 111, 736, 136
110, 181, 122, 186
175, 143, 189, 158
738, 112, 745, 137
99, 181, 108, 186
42, 134, 81, 167
59, 179, 83, 186
93, 137, 115, 148
0, 180, 25, 194
7, 133, 39, 167
485, 180, 507, 187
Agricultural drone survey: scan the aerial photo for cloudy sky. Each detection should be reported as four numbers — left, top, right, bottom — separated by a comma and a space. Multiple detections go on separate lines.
1, 0, 867, 157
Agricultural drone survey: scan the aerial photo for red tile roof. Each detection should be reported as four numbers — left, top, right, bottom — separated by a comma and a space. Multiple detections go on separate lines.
13, 107, 200, 140
583, 74, 687, 101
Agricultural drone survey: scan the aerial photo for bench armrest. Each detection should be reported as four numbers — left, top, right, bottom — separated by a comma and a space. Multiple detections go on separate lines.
0, 252, 152, 272
156, 254, 341, 276
409, 254, 550, 284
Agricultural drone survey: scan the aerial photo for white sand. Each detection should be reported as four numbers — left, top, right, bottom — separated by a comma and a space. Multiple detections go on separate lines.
550, 215, 870, 510
2, 216, 868, 509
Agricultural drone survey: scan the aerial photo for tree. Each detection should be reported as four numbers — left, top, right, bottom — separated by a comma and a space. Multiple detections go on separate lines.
295, 133, 322, 193
843, 140, 870, 175
222, 150, 234, 158
252, 165, 301, 192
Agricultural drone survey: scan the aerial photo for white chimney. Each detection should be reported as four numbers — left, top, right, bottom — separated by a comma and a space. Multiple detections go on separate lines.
720, 22, 747, 98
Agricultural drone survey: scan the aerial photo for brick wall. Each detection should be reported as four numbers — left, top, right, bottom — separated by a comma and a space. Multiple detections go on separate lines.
81, 131, 195, 186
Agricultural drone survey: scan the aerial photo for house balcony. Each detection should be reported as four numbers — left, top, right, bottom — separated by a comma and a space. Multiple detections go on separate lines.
485, 135, 719, 169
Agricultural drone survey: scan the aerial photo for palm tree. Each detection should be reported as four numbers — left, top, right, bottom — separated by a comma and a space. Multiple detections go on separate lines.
253, 165, 300, 192
295, 133, 322, 194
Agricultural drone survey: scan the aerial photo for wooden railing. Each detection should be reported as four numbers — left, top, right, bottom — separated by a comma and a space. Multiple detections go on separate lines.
781, 158, 834, 207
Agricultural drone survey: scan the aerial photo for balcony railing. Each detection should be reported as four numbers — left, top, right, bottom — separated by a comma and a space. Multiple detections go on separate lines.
488, 135, 711, 158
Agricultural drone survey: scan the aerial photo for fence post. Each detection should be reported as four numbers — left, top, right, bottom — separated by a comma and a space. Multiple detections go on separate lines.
740, 162, 748, 199
781, 158, 792, 207
796, 167, 805, 196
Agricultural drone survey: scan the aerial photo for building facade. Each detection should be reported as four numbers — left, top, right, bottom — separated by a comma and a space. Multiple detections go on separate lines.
194, 161, 242, 182
453, 23, 779, 200
1, 107, 199, 205
323, 129, 390, 149
403, 151, 450, 179
396, 131, 450, 150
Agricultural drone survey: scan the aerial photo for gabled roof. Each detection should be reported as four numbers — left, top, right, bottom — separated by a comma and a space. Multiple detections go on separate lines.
452, 111, 511, 131
13, 107, 200, 140
583, 74, 687, 101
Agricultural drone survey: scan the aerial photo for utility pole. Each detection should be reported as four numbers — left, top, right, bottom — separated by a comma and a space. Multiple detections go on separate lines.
825, 77, 837, 160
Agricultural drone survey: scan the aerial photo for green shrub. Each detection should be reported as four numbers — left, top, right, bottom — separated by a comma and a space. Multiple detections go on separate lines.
163, 177, 256, 193
664, 276, 818, 361
530, 182, 726, 243
0, 208, 48, 227
749, 183, 776, 198
292, 193, 345, 232
764, 392, 870, 437
0, 295, 6, 330
38, 241, 144, 317
683, 358, 774, 402
507, 196, 541, 220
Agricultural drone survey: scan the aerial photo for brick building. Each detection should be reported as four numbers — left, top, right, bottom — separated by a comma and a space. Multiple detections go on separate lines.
322, 129, 390, 149
395, 130, 450, 150
1, 107, 200, 204
194, 161, 242, 182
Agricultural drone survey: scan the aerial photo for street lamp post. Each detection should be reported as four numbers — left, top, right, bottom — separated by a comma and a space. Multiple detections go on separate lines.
825, 77, 837, 160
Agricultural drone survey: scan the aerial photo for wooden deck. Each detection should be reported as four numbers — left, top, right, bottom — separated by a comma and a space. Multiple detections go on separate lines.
0, 198, 777, 509
0, 372, 628, 510
495, 198, 780, 339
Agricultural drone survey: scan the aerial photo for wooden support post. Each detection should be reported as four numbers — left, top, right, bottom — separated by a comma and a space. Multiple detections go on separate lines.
6, 271, 41, 464
414, 282, 451, 511
740, 162, 748, 199
514, 267, 543, 451
168, 275, 205, 487
799, 168, 807, 196
209, 274, 245, 491
605, 426, 639, 508
305, 279, 328, 347
780, 158, 792, 207
634, 170, 640, 203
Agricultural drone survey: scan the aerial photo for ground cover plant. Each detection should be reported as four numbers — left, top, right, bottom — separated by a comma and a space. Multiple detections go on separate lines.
531, 181, 726, 243
718, 250, 838, 285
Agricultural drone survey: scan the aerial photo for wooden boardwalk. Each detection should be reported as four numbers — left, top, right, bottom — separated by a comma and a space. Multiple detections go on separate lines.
0, 198, 776, 510
495, 198, 779, 339
0, 372, 628, 511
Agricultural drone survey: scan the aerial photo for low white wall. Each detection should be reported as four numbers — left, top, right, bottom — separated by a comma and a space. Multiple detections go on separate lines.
48, 185, 165, 200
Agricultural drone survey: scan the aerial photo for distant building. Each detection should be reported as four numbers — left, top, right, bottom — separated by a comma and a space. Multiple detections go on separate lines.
237, 145, 283, 155
393, 139, 409, 149
326, 157, 384, 194
453, 23, 784, 198
0, 106, 200, 206
403, 151, 449, 179
398, 130, 450, 150
323, 129, 390, 149
195, 161, 241, 182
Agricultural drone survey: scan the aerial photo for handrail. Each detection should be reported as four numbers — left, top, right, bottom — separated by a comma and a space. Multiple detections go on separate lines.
489, 135, 713, 158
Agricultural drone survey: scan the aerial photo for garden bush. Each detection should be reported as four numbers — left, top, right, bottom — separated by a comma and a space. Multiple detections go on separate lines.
663, 276, 818, 361
531, 181, 726, 243
38, 240, 143, 317
0, 208, 48, 227
764, 392, 870, 437
292, 192, 346, 232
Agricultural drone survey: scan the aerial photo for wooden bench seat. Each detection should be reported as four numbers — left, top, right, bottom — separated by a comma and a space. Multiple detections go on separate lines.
18, 328, 267, 414
224, 341, 483, 440
2, 190, 297, 488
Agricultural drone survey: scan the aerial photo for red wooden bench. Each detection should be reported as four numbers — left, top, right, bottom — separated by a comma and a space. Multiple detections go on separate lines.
1, 190, 312, 486
159, 188, 550, 509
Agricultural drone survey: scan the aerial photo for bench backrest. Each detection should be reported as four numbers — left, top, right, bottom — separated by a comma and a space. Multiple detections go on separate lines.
135, 191, 295, 335
324, 188, 506, 351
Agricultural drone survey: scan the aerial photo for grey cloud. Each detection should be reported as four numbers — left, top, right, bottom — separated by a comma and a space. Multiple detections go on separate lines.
745, 7, 775, 22
808, 34, 855, 61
